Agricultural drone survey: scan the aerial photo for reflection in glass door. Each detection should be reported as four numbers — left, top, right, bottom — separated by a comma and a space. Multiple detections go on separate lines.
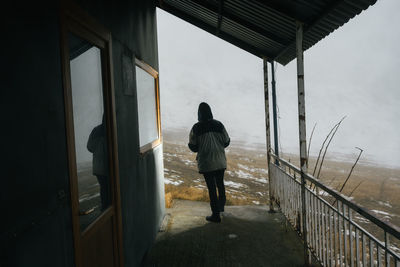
61, 6, 123, 266
68, 33, 111, 231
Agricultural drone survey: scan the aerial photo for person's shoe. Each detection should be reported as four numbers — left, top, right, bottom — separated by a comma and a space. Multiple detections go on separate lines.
206, 214, 221, 223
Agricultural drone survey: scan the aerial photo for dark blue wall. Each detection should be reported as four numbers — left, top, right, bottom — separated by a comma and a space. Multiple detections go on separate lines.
1, 1, 165, 266
1, 3, 74, 267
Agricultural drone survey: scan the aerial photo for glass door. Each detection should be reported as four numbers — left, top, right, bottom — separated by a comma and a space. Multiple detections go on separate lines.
60, 4, 123, 267
69, 33, 111, 230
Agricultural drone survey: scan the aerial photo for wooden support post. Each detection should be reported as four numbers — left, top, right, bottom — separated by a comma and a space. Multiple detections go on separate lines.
271, 61, 279, 164
263, 57, 274, 212
296, 21, 309, 265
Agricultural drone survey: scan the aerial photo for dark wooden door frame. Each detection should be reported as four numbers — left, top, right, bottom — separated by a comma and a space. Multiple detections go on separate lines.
59, 2, 123, 267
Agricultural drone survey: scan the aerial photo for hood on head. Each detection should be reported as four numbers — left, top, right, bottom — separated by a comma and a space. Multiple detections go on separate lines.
198, 102, 213, 122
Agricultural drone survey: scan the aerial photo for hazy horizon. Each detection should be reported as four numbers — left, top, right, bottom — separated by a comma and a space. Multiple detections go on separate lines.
156, 0, 400, 168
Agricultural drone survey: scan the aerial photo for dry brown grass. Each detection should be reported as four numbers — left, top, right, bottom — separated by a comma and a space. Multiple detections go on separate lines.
165, 192, 173, 208
164, 184, 251, 208
164, 184, 208, 208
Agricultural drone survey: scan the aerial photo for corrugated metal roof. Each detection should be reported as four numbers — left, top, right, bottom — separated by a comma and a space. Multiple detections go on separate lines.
157, 0, 377, 65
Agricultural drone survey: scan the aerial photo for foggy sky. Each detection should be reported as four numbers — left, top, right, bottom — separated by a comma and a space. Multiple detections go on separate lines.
156, 0, 400, 168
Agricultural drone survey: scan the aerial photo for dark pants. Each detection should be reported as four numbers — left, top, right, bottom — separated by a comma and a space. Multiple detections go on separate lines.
203, 169, 226, 215
96, 175, 111, 211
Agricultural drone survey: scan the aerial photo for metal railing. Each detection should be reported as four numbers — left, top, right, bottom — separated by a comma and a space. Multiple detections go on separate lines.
270, 154, 400, 266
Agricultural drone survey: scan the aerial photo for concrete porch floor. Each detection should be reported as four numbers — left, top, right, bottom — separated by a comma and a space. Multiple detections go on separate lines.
142, 200, 318, 267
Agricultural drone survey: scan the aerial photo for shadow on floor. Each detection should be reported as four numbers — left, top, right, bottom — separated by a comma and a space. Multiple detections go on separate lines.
142, 200, 319, 267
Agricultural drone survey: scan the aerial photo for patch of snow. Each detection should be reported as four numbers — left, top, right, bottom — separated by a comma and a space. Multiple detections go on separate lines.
237, 164, 267, 175
377, 201, 392, 208
164, 152, 178, 157
371, 210, 391, 216
238, 163, 250, 171
390, 245, 400, 254
256, 192, 264, 196
318, 191, 330, 197
230, 195, 247, 199
181, 159, 195, 166
167, 174, 181, 179
226, 170, 234, 176
354, 215, 370, 224
252, 178, 267, 184
164, 178, 183, 185
252, 201, 260, 205
345, 230, 356, 238
235, 170, 252, 179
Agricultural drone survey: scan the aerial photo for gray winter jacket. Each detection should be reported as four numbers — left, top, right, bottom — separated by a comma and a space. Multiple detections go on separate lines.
188, 103, 230, 173
87, 124, 108, 176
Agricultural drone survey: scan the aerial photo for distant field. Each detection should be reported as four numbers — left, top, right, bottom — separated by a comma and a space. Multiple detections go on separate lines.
162, 129, 400, 230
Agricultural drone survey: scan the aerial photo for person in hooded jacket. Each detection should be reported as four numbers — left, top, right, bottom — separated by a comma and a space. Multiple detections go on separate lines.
87, 114, 111, 211
188, 102, 230, 223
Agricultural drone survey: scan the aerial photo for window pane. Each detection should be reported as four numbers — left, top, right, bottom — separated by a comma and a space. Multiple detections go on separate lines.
136, 65, 159, 147
69, 33, 111, 231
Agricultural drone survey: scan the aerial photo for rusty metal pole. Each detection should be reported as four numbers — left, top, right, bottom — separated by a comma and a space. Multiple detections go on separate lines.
270, 61, 279, 165
296, 21, 309, 265
263, 57, 274, 212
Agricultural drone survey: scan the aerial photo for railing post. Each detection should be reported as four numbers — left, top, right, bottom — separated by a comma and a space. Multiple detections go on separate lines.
270, 61, 279, 165
296, 21, 309, 265
263, 57, 274, 212
385, 231, 389, 266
